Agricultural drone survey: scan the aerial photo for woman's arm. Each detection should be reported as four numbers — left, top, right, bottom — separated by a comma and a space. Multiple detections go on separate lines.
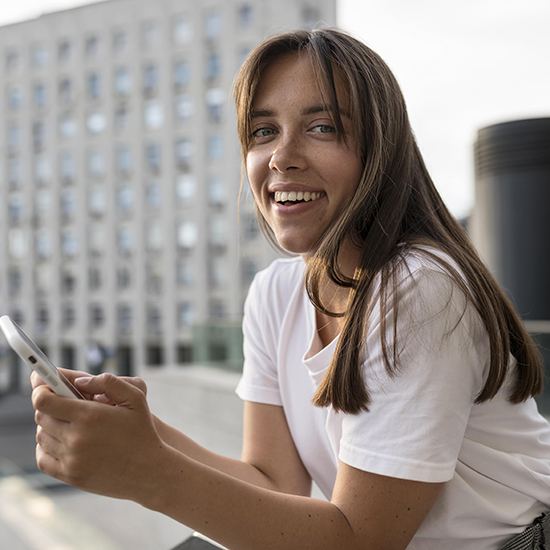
32, 373, 443, 550
153, 401, 312, 495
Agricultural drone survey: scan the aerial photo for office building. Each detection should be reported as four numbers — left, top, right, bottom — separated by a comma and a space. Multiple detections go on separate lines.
0, 0, 337, 383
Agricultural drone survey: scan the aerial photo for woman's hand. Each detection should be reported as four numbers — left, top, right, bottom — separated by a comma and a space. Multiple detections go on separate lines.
30, 368, 148, 402
32, 373, 164, 502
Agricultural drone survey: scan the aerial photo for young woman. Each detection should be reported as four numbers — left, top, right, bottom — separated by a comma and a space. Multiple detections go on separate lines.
32, 28, 550, 550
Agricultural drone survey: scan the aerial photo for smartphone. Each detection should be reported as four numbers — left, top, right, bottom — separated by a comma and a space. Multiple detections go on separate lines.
0, 315, 85, 400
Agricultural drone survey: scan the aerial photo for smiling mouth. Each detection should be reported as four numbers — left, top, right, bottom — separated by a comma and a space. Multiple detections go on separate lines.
274, 191, 325, 204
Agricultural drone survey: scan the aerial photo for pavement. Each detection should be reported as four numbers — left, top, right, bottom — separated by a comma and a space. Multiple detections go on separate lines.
0, 366, 245, 550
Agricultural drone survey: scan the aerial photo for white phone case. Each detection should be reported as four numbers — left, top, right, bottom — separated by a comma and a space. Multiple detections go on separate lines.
0, 315, 84, 399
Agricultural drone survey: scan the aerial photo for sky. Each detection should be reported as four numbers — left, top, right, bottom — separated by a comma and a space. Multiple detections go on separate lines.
1, 0, 549, 219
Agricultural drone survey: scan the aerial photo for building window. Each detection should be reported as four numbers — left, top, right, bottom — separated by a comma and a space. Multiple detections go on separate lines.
88, 149, 105, 178
8, 159, 22, 187
209, 299, 226, 319
178, 303, 194, 327
210, 256, 227, 287
177, 260, 194, 287
59, 78, 73, 105
173, 16, 192, 44
34, 83, 48, 109
146, 219, 163, 253
35, 155, 51, 184
7, 86, 23, 110
87, 110, 107, 134
62, 305, 76, 328
90, 304, 105, 328
177, 221, 198, 250
85, 35, 99, 58
144, 99, 164, 130
89, 266, 102, 289
87, 72, 101, 100
114, 66, 131, 96
239, 46, 252, 67
8, 267, 23, 295
33, 121, 47, 151
116, 145, 133, 176
175, 94, 193, 122
61, 230, 78, 257
142, 21, 158, 49
117, 305, 132, 333
61, 268, 77, 294
35, 264, 52, 294
114, 105, 130, 131
209, 216, 226, 247
59, 116, 78, 140
89, 185, 106, 216
145, 142, 162, 172
117, 225, 133, 254
242, 258, 258, 285
174, 60, 190, 88
143, 63, 159, 95
175, 138, 193, 169
206, 52, 221, 80
176, 174, 195, 205
146, 262, 163, 294
32, 45, 49, 68
206, 88, 225, 122
8, 194, 24, 223
242, 213, 261, 240
35, 230, 52, 259
145, 182, 162, 208
205, 11, 222, 40
117, 267, 131, 289
207, 133, 224, 161
8, 123, 21, 151
58, 40, 72, 62
6, 50, 20, 72
61, 190, 77, 219
36, 307, 49, 333
113, 29, 127, 53
117, 185, 134, 214
88, 224, 105, 256
147, 305, 162, 334
238, 5, 253, 28
60, 151, 76, 183
208, 175, 226, 205
35, 189, 51, 218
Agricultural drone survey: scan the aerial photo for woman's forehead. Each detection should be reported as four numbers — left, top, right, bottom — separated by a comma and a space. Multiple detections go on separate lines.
250, 53, 349, 112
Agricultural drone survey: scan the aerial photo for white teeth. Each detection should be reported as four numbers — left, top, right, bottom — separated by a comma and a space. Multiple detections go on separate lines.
274, 191, 323, 203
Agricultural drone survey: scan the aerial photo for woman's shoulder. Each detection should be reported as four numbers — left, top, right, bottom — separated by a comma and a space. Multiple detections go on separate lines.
251, 256, 306, 291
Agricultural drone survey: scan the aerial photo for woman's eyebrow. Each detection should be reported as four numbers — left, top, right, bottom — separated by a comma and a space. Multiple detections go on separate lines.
250, 105, 349, 118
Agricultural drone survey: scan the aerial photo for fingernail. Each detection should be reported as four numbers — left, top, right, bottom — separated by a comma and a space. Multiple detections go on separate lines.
75, 377, 92, 386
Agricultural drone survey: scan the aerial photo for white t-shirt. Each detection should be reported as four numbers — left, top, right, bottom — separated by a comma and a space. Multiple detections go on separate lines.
236, 251, 550, 550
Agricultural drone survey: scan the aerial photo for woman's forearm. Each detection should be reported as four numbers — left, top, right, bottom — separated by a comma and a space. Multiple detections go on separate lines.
138, 443, 355, 550
152, 415, 295, 494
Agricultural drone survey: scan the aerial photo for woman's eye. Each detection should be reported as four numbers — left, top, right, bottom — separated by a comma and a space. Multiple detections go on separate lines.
252, 127, 275, 138
311, 124, 335, 134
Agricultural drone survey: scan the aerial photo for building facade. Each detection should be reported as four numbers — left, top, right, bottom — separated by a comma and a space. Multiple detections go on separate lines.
0, 0, 336, 384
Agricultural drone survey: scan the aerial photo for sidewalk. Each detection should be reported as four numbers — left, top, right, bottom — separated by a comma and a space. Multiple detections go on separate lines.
0, 366, 244, 550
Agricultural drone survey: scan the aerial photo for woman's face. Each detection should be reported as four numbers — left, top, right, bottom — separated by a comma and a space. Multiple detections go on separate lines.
246, 53, 363, 257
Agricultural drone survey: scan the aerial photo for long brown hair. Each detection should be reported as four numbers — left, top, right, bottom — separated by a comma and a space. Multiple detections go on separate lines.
234, 28, 543, 414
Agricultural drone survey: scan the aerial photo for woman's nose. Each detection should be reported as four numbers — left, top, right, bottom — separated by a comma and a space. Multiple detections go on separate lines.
268, 136, 308, 173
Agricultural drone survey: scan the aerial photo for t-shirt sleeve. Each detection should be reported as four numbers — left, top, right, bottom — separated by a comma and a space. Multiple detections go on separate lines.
236, 270, 283, 406
339, 265, 489, 483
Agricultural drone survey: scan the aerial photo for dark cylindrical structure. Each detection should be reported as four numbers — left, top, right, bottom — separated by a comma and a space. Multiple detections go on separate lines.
473, 117, 550, 321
